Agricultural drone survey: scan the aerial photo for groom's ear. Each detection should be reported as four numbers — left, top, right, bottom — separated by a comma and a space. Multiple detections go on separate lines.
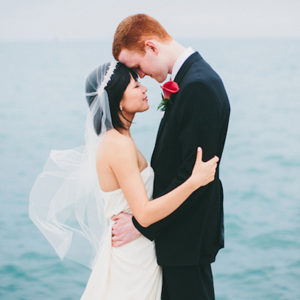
144, 40, 159, 56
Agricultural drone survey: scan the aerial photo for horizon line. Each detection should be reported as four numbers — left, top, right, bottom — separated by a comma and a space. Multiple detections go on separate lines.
1, 36, 300, 43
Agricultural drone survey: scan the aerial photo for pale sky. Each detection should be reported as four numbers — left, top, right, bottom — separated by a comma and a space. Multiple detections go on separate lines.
0, 0, 299, 41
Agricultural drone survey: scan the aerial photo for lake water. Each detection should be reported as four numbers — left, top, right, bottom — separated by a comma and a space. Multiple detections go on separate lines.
0, 38, 299, 299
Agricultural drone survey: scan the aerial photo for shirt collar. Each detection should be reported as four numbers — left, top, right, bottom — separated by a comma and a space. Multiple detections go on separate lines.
171, 47, 195, 80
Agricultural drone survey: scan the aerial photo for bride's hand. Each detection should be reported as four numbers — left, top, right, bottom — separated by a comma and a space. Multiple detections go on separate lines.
189, 147, 219, 189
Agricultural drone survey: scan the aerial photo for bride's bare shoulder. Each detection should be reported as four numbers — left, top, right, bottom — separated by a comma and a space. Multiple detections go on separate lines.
99, 129, 135, 154
97, 129, 138, 174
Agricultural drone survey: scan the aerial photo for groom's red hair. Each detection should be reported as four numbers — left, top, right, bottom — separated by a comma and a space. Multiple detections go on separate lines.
113, 14, 172, 59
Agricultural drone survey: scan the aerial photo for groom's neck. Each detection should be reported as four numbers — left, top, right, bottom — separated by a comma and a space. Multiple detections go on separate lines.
165, 40, 187, 75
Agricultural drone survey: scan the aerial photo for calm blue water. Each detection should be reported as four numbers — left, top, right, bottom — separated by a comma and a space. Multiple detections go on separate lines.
0, 39, 299, 300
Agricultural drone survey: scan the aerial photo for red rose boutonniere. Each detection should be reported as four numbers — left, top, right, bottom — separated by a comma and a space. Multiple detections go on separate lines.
157, 80, 180, 111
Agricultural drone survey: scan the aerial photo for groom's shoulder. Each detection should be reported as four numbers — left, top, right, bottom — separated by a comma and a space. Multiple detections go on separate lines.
189, 54, 221, 82
182, 53, 224, 91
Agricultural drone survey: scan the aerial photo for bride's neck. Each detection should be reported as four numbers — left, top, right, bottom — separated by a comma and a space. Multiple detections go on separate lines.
117, 111, 135, 136
117, 127, 131, 137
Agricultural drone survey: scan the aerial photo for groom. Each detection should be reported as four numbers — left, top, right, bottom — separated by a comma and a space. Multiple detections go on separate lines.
111, 14, 230, 300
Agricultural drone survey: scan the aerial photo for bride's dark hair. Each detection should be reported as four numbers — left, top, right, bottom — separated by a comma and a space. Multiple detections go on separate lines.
85, 62, 138, 135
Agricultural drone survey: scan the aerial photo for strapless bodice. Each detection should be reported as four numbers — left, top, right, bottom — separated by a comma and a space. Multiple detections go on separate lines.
81, 163, 162, 300
100, 164, 154, 218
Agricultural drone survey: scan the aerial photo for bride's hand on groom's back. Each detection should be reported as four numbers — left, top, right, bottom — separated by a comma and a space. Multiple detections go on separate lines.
189, 147, 219, 189
111, 212, 141, 247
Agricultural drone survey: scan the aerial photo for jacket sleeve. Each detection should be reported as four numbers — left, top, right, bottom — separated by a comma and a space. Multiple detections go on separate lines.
132, 82, 222, 241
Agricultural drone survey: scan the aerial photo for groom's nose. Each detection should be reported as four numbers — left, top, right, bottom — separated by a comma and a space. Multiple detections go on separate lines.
136, 69, 145, 78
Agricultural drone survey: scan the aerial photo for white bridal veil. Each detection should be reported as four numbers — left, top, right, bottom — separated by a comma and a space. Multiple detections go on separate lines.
29, 61, 117, 269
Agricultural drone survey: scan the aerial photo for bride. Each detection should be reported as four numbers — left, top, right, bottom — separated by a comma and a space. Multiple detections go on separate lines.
29, 61, 219, 300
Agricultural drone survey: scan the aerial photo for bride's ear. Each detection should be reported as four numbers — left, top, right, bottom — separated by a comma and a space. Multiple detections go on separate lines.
119, 99, 124, 111
144, 40, 159, 56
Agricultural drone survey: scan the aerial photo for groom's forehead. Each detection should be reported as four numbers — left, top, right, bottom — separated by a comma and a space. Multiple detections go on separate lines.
119, 49, 141, 68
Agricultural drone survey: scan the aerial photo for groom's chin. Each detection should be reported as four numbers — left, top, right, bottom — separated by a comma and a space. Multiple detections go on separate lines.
156, 75, 167, 83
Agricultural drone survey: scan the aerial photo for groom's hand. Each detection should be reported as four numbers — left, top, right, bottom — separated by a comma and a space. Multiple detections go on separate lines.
111, 212, 141, 247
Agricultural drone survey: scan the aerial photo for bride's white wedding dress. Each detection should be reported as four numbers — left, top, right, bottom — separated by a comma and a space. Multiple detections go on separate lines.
81, 163, 162, 300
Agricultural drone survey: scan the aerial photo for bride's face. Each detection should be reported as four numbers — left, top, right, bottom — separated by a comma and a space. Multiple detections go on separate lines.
120, 75, 149, 114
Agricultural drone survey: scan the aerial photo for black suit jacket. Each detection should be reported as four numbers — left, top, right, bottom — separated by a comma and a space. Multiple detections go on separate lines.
133, 52, 230, 266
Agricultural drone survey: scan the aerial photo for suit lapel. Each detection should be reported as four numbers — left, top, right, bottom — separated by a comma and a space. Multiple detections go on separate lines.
151, 52, 202, 165
162, 52, 201, 109
174, 52, 201, 85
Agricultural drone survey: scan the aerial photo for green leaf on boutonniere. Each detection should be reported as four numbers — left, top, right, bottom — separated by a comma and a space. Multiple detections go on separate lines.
157, 94, 172, 111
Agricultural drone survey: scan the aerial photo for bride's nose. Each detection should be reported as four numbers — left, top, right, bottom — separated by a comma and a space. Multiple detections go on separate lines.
142, 85, 147, 93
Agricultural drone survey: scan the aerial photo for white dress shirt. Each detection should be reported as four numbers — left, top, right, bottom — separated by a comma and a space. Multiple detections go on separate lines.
171, 47, 195, 80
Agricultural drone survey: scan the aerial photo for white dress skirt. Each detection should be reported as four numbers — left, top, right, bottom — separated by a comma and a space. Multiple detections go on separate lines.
81, 165, 162, 300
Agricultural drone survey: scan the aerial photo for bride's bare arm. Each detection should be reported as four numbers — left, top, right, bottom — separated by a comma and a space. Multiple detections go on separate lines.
102, 136, 218, 228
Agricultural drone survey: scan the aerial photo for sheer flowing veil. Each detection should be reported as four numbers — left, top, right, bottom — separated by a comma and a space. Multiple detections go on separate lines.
29, 61, 117, 269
